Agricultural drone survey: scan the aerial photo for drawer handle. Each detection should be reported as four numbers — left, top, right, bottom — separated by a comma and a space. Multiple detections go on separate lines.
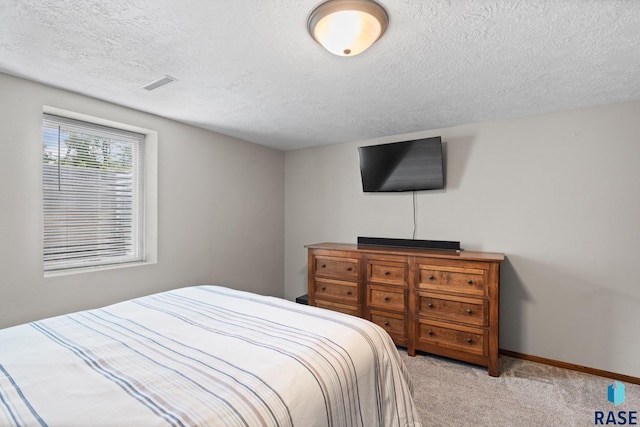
467, 279, 473, 285
320, 264, 326, 268
346, 290, 352, 295
320, 287, 326, 291
428, 275, 434, 280
427, 330, 433, 335
427, 303, 433, 308
384, 270, 390, 275
466, 309, 472, 314
346, 267, 353, 271
384, 321, 389, 326
384, 296, 390, 301
466, 338, 472, 344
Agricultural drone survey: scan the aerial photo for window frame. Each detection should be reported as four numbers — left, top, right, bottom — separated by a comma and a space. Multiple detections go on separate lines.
42, 106, 157, 277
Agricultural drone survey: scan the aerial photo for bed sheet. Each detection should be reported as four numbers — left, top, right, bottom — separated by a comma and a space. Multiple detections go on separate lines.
0, 285, 421, 426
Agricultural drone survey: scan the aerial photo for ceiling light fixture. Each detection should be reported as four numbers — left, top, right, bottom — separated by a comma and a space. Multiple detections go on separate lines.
308, 0, 389, 57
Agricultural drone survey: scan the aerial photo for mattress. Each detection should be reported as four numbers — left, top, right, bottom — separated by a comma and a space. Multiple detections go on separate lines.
0, 285, 421, 426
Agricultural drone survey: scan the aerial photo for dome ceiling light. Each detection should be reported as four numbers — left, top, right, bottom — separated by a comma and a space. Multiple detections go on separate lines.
307, 0, 389, 57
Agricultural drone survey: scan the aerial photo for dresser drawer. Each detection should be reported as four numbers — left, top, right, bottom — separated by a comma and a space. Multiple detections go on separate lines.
417, 265, 486, 296
313, 278, 358, 303
367, 285, 406, 312
417, 319, 487, 356
313, 255, 359, 279
369, 310, 406, 341
315, 299, 360, 317
367, 260, 408, 287
418, 292, 487, 327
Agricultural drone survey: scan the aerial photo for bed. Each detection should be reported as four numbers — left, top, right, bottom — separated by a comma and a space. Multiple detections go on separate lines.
0, 285, 421, 426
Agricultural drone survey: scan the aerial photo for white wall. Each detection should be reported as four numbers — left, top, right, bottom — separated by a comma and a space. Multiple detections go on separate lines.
284, 100, 640, 378
0, 73, 285, 328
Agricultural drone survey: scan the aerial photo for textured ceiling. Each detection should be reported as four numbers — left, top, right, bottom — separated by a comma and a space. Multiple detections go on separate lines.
1, 0, 639, 151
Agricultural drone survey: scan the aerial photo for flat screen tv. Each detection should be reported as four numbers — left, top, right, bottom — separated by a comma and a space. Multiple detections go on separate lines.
358, 137, 444, 192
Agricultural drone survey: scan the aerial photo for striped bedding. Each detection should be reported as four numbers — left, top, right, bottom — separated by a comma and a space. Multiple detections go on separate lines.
0, 285, 421, 427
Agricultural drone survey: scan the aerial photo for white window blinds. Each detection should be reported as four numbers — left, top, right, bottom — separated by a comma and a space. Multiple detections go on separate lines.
42, 114, 145, 272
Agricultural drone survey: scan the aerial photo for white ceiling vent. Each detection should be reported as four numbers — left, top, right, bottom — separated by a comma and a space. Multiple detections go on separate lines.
141, 75, 177, 91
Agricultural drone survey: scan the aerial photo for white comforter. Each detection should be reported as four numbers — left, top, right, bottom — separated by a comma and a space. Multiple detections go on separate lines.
0, 285, 421, 426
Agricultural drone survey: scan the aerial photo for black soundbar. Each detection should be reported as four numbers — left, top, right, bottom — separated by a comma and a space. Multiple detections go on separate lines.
357, 237, 461, 252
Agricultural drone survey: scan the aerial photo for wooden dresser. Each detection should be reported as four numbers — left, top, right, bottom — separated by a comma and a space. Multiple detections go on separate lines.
306, 242, 504, 376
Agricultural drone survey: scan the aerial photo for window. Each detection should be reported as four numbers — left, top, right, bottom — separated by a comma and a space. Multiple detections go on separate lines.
42, 113, 145, 272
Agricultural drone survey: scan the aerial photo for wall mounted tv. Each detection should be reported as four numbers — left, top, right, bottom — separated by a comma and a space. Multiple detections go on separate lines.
358, 136, 444, 192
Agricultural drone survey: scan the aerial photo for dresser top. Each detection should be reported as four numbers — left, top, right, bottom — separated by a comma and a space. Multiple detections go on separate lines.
305, 242, 505, 262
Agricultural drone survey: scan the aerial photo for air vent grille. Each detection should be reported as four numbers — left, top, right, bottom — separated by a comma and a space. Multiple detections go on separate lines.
141, 75, 177, 91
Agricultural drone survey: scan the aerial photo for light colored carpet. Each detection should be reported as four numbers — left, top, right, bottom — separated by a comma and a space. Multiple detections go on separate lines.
399, 349, 639, 427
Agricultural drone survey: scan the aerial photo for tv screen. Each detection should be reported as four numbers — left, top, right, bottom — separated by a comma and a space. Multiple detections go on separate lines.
358, 137, 444, 192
